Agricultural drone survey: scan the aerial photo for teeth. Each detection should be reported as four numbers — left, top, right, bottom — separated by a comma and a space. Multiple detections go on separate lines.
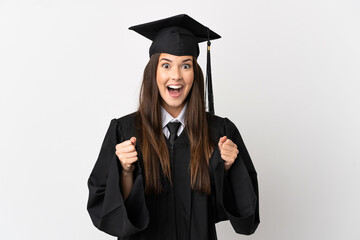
168, 85, 182, 90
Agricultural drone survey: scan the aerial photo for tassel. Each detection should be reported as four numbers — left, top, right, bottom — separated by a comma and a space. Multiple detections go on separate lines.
206, 28, 215, 115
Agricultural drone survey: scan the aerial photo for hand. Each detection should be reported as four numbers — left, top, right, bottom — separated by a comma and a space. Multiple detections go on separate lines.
115, 137, 138, 173
218, 136, 239, 172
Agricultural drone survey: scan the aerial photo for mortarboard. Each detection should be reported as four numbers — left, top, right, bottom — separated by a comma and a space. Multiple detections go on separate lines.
129, 14, 221, 114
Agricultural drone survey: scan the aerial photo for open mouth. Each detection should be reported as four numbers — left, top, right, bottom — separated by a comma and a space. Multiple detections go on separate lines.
167, 85, 183, 98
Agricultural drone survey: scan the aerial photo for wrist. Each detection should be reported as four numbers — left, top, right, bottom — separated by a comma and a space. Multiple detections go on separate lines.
224, 164, 232, 174
122, 164, 135, 174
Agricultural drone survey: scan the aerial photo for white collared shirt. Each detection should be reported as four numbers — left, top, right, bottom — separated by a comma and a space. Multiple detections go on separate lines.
161, 103, 187, 139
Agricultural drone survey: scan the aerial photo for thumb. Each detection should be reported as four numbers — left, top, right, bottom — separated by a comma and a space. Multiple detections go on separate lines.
130, 137, 136, 145
218, 136, 227, 150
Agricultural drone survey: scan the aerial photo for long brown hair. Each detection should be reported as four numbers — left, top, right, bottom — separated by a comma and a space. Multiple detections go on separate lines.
137, 53, 213, 195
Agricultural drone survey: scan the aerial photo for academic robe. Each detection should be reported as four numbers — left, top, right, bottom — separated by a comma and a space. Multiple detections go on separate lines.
87, 112, 259, 240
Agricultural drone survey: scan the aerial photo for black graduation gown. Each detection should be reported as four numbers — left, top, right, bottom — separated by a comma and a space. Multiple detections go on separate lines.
87, 112, 259, 240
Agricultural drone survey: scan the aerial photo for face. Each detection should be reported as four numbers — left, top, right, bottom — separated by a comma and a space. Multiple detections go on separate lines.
156, 53, 194, 117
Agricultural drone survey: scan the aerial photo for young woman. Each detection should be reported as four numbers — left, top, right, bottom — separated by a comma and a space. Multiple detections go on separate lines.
87, 14, 259, 240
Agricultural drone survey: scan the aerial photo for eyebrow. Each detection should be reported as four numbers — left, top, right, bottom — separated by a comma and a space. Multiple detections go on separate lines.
160, 58, 192, 63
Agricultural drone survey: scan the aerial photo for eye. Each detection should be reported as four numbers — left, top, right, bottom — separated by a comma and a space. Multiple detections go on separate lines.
162, 63, 170, 69
182, 64, 191, 69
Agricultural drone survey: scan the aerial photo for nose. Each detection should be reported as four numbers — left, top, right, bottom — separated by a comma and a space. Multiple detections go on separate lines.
170, 67, 182, 80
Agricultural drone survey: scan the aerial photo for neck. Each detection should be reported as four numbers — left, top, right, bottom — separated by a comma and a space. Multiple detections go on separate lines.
162, 103, 185, 118
168, 108, 181, 118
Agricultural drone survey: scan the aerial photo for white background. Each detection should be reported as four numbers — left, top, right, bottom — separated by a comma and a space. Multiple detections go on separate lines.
1, 0, 359, 239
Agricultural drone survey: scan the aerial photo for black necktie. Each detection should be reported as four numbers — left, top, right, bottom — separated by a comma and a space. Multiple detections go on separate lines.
166, 122, 181, 145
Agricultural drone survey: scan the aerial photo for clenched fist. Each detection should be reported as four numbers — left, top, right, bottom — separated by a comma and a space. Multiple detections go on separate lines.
115, 137, 138, 173
218, 136, 239, 172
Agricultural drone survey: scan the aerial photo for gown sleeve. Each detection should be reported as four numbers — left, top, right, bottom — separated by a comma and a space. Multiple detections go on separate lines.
213, 117, 260, 235
87, 118, 149, 238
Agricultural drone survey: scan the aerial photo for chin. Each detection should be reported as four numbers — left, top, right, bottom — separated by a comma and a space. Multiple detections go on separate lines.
164, 100, 185, 108
167, 103, 183, 109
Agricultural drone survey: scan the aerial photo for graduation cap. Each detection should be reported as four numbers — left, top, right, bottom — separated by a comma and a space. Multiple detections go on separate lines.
129, 14, 221, 115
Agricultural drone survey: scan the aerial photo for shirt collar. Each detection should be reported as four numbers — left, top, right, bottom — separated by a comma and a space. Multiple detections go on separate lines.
161, 103, 187, 129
